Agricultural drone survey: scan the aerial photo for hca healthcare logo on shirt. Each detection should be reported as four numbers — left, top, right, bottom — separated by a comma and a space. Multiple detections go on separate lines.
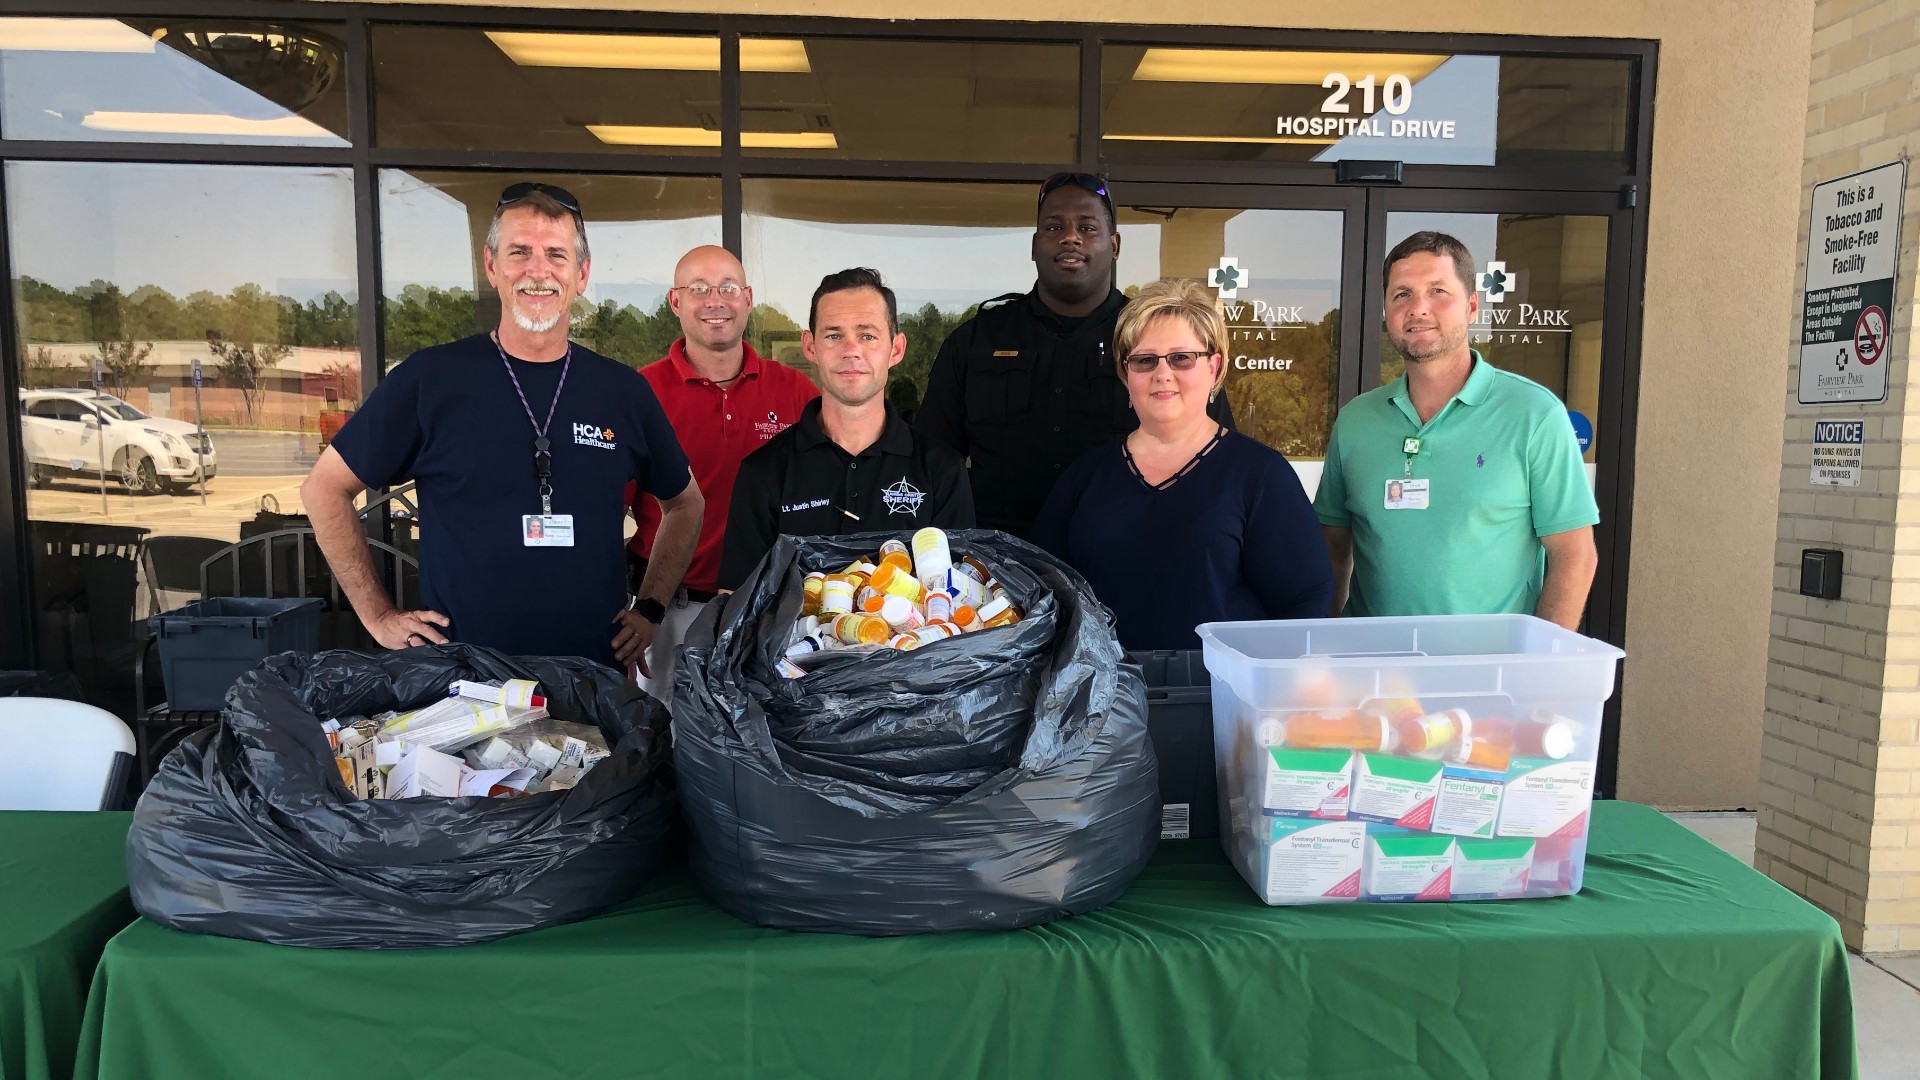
572, 421, 616, 450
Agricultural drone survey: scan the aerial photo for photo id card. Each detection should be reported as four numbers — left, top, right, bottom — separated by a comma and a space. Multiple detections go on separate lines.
1384, 479, 1429, 510
521, 514, 575, 547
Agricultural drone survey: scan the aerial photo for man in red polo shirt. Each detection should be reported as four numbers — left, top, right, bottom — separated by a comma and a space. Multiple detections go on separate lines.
628, 244, 818, 702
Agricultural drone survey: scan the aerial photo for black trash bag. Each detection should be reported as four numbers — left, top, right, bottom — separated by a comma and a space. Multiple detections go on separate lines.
674, 529, 1159, 935
127, 644, 676, 949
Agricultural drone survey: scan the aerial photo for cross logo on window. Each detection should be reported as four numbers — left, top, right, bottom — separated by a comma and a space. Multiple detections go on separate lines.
1479, 261, 1513, 304
1208, 256, 1247, 299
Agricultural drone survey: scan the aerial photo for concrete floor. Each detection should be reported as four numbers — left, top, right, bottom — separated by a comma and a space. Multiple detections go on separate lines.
1667, 811, 1920, 1079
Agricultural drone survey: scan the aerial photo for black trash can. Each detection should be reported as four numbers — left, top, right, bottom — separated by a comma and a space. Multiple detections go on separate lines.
1130, 649, 1218, 840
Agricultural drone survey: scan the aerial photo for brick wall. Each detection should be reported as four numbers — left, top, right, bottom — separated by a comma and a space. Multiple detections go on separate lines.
1761, 0, 1920, 952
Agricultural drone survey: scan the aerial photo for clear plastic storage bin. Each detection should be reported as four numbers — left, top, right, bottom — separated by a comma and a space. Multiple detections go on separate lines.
1197, 615, 1624, 905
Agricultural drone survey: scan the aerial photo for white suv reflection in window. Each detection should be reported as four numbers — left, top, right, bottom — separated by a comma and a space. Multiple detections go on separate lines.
19, 388, 217, 495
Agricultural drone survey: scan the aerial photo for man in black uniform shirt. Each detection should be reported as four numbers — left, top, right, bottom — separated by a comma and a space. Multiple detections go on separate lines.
719, 268, 974, 589
915, 173, 1234, 537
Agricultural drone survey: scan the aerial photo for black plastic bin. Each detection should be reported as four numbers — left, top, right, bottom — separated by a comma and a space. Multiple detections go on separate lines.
1130, 650, 1217, 840
147, 597, 325, 711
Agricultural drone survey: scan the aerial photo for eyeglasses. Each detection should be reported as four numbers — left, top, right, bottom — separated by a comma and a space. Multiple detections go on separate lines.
674, 282, 745, 298
1038, 171, 1115, 220
1123, 350, 1207, 374
496, 182, 582, 215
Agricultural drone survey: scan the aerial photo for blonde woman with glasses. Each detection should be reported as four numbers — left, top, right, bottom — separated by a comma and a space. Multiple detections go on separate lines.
1029, 278, 1332, 650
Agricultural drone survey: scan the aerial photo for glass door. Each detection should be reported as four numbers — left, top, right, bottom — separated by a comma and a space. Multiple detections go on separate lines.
1114, 184, 1364, 494
1363, 187, 1636, 792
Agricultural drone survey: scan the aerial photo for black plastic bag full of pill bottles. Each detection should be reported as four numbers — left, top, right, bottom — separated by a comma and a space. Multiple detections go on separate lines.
673, 528, 1160, 936
126, 644, 676, 948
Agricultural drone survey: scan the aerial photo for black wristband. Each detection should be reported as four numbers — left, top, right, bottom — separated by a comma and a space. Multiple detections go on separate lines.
634, 597, 667, 624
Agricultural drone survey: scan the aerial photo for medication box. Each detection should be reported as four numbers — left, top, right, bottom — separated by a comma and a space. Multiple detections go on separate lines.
1201, 614, 1622, 905
1253, 817, 1364, 905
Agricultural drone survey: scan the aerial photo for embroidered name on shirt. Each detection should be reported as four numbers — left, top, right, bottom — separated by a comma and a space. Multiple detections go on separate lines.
571, 421, 617, 450
782, 497, 831, 513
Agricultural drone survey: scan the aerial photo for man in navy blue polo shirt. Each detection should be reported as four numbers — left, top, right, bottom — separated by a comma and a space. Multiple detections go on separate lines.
302, 183, 704, 673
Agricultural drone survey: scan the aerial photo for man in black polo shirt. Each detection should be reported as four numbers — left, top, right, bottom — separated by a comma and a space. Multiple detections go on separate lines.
719, 268, 973, 589
303, 183, 703, 675
915, 173, 1233, 537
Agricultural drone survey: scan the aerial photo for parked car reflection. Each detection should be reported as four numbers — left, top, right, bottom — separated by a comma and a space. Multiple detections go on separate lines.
20, 388, 218, 494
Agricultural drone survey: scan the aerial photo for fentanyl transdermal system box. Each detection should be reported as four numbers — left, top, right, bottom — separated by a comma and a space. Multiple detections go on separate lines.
1260, 817, 1364, 904
1497, 758, 1596, 839
1263, 747, 1354, 818
1349, 753, 1443, 829
1362, 827, 1455, 901
1451, 838, 1535, 900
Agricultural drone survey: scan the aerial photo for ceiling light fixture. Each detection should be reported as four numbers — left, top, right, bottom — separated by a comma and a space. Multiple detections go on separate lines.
586, 124, 837, 149
1103, 132, 1337, 146
80, 110, 338, 139
486, 32, 810, 73
1131, 48, 1446, 85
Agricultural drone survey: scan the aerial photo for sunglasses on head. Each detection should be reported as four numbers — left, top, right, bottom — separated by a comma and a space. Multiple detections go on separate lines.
1123, 350, 1207, 374
497, 182, 582, 215
1038, 172, 1115, 219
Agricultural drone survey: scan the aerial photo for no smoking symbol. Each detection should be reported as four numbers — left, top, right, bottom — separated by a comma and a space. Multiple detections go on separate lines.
1855, 305, 1888, 366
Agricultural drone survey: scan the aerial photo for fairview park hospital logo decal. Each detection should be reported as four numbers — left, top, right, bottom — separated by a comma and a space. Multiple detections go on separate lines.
881, 478, 926, 515
1471, 261, 1575, 344
1210, 256, 1308, 372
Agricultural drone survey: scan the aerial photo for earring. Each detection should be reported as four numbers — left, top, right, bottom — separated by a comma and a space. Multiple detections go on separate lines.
1209, 388, 1219, 403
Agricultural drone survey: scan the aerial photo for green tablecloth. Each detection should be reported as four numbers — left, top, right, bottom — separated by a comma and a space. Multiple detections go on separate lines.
77, 801, 1854, 1080
1, 813, 134, 1080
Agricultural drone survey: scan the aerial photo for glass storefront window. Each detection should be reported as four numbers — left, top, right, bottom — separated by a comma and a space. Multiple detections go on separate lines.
740, 36, 1076, 161
378, 170, 723, 369
373, 27, 725, 155
1115, 206, 1344, 464
10, 161, 358, 706
1379, 211, 1609, 473
1101, 46, 1631, 169
740, 179, 1036, 405
0, 17, 349, 146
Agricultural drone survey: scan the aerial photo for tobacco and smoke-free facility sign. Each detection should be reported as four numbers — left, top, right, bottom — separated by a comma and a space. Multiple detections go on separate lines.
1799, 161, 1905, 405
1810, 419, 1864, 487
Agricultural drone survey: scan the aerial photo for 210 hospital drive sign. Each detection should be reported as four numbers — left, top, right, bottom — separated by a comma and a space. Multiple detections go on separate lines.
1799, 161, 1905, 406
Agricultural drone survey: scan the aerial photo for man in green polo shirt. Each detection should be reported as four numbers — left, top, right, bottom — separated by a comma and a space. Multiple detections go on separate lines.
1315, 231, 1599, 630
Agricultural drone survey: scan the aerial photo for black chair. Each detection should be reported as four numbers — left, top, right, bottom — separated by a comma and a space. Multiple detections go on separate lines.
27, 522, 151, 718
142, 534, 231, 619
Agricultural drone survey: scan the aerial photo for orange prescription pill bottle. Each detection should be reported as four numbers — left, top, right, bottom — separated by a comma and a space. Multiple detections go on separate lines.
820, 575, 856, 615
1392, 708, 1466, 757
800, 573, 826, 616
925, 592, 954, 622
870, 560, 926, 603
1280, 711, 1393, 752
1450, 736, 1512, 773
1472, 716, 1578, 760
879, 539, 912, 572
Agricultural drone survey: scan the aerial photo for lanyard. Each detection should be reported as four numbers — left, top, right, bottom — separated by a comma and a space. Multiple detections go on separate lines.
1401, 436, 1422, 479
493, 334, 572, 515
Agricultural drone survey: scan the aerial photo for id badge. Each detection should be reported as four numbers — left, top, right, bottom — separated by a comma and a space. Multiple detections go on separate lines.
521, 514, 575, 547
1384, 479, 1430, 510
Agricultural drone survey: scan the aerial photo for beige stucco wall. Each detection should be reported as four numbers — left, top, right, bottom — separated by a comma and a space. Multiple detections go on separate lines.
332, 0, 1818, 809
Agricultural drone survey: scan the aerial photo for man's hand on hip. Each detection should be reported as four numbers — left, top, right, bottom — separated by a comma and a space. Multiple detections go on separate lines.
612, 608, 656, 679
368, 607, 451, 650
